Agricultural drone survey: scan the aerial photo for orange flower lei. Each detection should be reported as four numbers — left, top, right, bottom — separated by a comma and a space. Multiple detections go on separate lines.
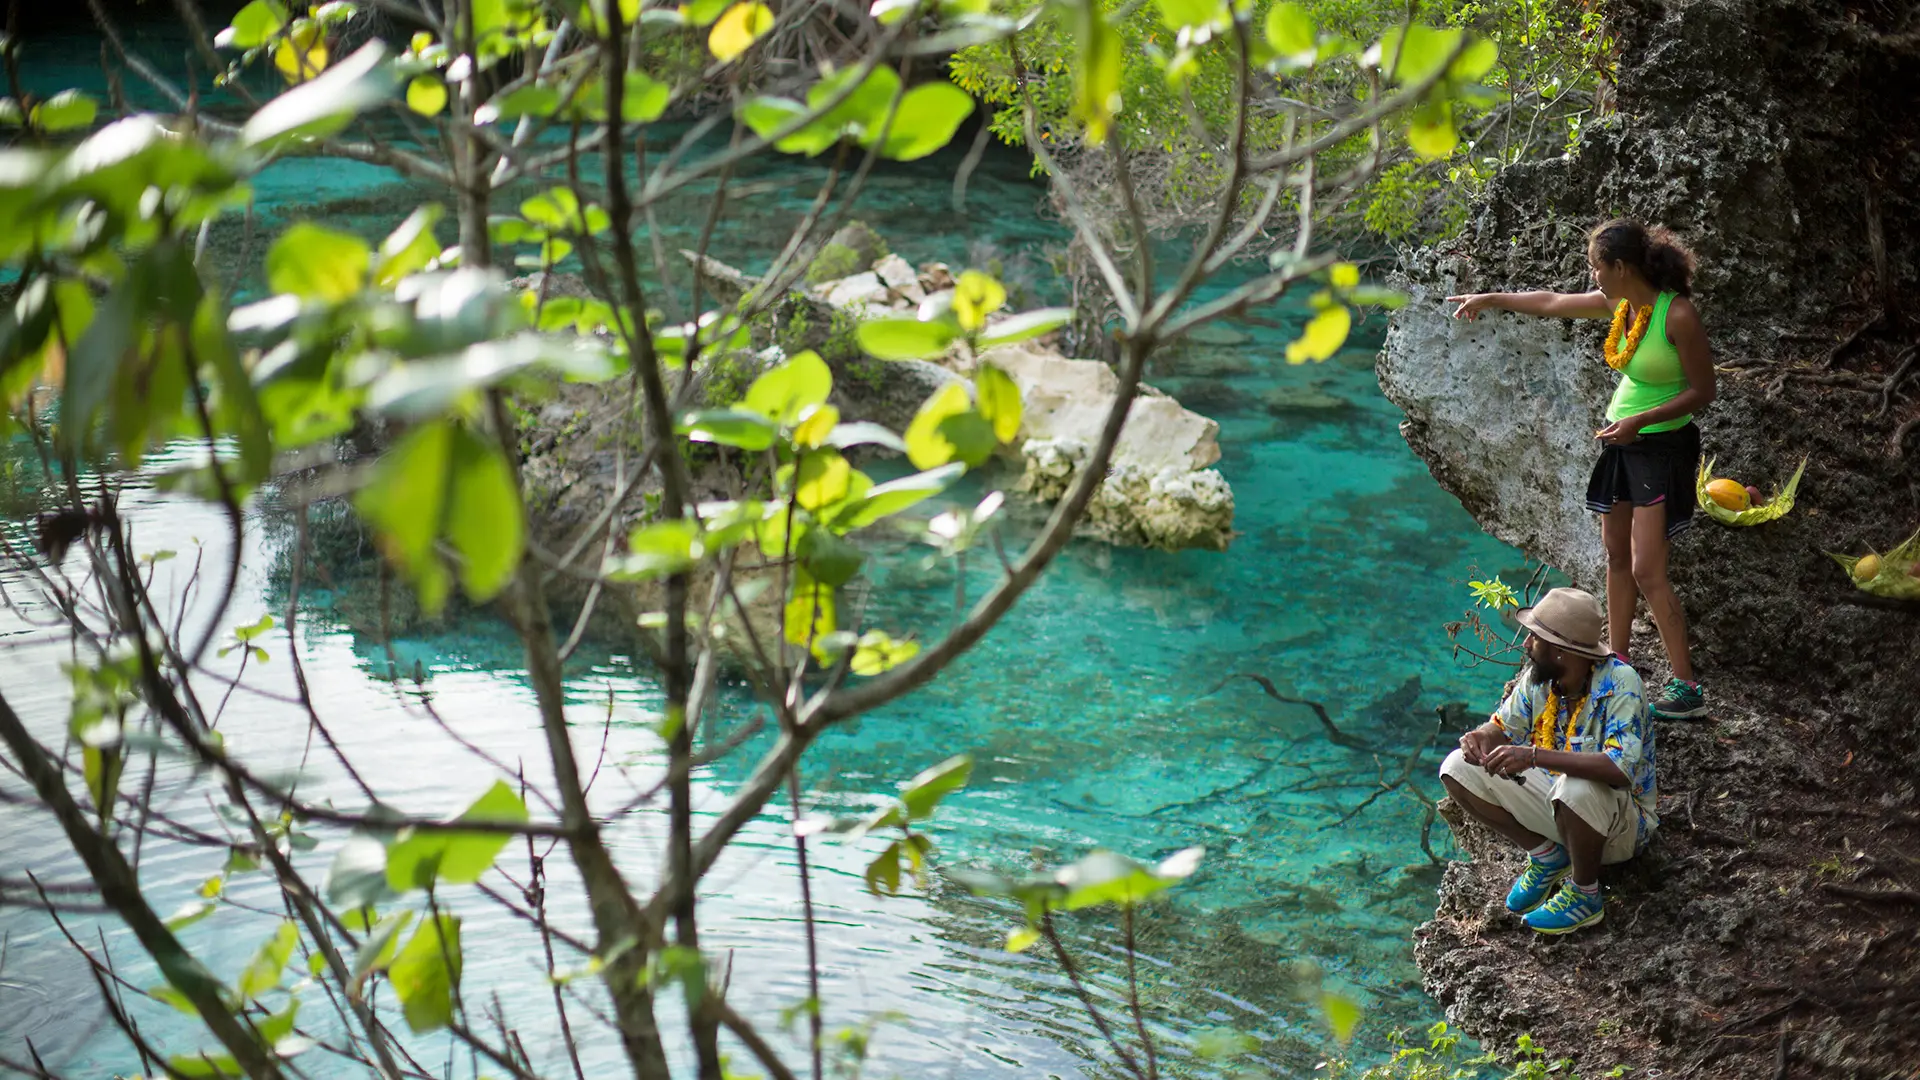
1603, 299, 1652, 371
1530, 685, 1587, 756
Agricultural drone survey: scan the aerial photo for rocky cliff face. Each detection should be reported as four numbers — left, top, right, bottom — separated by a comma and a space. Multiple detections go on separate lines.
1382, 0, 1920, 742
1382, 0, 1920, 1075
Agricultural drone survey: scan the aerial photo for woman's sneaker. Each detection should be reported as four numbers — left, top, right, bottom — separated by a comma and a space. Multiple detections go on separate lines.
1652, 677, 1707, 719
1523, 881, 1606, 934
1505, 858, 1570, 914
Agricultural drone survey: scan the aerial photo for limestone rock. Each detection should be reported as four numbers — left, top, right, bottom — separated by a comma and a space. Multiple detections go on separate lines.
873, 253, 918, 291
820, 271, 890, 312
681, 251, 1235, 550
917, 262, 955, 292
984, 342, 1222, 474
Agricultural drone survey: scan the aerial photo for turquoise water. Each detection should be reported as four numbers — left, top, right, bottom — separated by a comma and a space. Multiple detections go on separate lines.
0, 32, 1533, 1078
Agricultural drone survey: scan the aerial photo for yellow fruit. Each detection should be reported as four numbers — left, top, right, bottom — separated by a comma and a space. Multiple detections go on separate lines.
1705, 478, 1750, 511
1854, 553, 1882, 582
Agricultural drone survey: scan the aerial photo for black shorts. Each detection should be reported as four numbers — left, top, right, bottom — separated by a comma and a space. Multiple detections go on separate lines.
1584, 422, 1700, 538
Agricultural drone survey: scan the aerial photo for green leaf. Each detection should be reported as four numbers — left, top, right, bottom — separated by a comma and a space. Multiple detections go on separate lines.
928, 408, 996, 470
607, 518, 701, 580
238, 921, 299, 1001
375, 204, 445, 287
388, 914, 462, 1033
83, 746, 123, 820
350, 909, 416, 986
444, 434, 522, 601
273, 23, 331, 83
1450, 36, 1498, 82
797, 528, 864, 588
708, 1, 774, 61
1406, 99, 1458, 159
168, 1052, 241, 1078
480, 84, 560, 123
148, 985, 200, 1016
355, 422, 525, 613
864, 840, 903, 896
791, 403, 839, 449
406, 75, 448, 117
794, 449, 853, 511
385, 780, 530, 890
615, 71, 672, 123
325, 835, 398, 908
1057, 846, 1203, 911
739, 96, 842, 157
825, 421, 907, 454
268, 223, 370, 302
742, 349, 832, 423
850, 629, 918, 675
30, 90, 98, 133
829, 464, 962, 529
976, 307, 1071, 348
242, 41, 395, 149
681, 0, 732, 25
1264, 2, 1316, 67
163, 901, 215, 931
1285, 304, 1350, 364
904, 382, 970, 469
1005, 926, 1040, 953
1371, 24, 1461, 87
857, 317, 957, 361
900, 755, 970, 820
1072, 0, 1123, 144
1155, 0, 1222, 30
952, 271, 1006, 332
973, 364, 1022, 443
784, 569, 835, 646
218, 0, 289, 49
1320, 991, 1362, 1044
678, 408, 778, 451
870, 83, 973, 161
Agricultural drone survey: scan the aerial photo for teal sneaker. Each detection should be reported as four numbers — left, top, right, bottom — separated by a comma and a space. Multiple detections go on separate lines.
1523, 881, 1605, 934
1652, 677, 1708, 719
1505, 858, 1571, 914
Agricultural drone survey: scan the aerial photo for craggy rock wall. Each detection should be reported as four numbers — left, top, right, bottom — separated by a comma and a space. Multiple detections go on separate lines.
1381, 0, 1920, 749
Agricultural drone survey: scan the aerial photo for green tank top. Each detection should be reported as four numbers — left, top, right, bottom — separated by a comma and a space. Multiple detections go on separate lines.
1605, 291, 1691, 433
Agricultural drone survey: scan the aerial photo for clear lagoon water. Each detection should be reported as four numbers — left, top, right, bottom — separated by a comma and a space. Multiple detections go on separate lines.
1, 30, 1534, 1079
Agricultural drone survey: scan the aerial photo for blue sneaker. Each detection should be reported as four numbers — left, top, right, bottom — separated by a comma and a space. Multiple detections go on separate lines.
1652, 677, 1708, 720
1505, 857, 1570, 914
1523, 881, 1605, 934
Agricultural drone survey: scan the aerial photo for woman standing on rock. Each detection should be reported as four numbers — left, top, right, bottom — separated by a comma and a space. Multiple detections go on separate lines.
1446, 220, 1717, 720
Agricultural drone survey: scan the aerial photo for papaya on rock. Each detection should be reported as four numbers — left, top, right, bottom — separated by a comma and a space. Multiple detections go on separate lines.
1695, 456, 1807, 526
1706, 478, 1750, 511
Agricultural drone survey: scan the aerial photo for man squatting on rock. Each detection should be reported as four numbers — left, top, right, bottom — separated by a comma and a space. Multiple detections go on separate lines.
1439, 587, 1657, 934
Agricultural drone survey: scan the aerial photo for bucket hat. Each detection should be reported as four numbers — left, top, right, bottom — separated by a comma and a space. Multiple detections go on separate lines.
1514, 587, 1609, 660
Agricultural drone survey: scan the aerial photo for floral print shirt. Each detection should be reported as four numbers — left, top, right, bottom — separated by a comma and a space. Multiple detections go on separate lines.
1490, 656, 1658, 850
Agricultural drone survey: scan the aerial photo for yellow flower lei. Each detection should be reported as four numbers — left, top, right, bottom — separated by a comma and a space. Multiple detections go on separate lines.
1603, 299, 1652, 372
1530, 685, 1587, 756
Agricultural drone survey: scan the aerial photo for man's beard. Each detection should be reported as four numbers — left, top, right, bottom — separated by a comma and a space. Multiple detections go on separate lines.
1527, 658, 1562, 686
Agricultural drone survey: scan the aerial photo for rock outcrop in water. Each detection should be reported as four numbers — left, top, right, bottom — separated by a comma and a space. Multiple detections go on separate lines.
688, 247, 1236, 551
1382, 1, 1920, 1075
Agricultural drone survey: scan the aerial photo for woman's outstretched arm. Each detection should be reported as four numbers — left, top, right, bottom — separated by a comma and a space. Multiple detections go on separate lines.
1445, 289, 1613, 320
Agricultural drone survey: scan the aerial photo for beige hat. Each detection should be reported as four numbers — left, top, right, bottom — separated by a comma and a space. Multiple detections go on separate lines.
1514, 587, 1609, 660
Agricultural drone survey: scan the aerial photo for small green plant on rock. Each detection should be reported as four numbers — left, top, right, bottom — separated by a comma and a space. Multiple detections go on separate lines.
805, 241, 864, 284
1323, 1025, 1628, 1080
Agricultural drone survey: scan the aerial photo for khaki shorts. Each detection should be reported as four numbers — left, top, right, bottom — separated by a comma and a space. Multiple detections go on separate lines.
1439, 748, 1642, 864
